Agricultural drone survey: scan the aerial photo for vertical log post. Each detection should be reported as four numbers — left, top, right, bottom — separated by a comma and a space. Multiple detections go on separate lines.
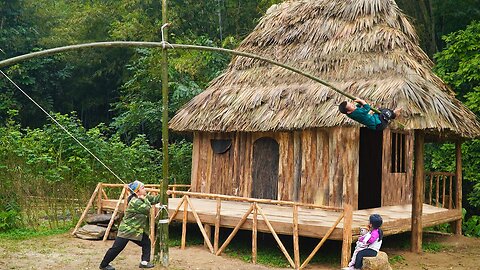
150, 203, 156, 251
214, 198, 221, 253
204, 224, 212, 249
411, 130, 424, 253
452, 141, 463, 234
181, 195, 188, 250
252, 202, 258, 264
293, 204, 300, 269
96, 183, 103, 214
341, 203, 353, 268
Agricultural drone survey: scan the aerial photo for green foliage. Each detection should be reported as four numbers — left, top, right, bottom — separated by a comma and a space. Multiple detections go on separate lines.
0, 226, 71, 240
431, 20, 480, 217
422, 241, 445, 253
389, 255, 406, 265
169, 140, 193, 184
434, 21, 480, 101
0, 210, 21, 232
463, 214, 480, 237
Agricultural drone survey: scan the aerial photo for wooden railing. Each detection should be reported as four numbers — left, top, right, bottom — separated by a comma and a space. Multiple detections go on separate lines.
424, 172, 456, 209
166, 190, 353, 270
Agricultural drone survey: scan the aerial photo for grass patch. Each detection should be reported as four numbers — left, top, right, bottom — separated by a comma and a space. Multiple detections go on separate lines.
167, 225, 340, 268
389, 254, 405, 264
422, 241, 445, 253
0, 225, 72, 240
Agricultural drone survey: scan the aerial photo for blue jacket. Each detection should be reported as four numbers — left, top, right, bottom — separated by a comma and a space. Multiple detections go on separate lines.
347, 103, 381, 130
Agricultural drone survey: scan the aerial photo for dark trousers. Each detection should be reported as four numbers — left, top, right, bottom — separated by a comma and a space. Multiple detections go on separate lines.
375, 108, 397, 131
100, 233, 151, 267
354, 248, 378, 268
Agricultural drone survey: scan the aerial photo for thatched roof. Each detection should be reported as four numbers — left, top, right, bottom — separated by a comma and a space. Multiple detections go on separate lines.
170, 0, 480, 138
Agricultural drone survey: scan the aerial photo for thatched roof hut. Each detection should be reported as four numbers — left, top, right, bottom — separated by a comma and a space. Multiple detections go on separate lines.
170, 0, 480, 138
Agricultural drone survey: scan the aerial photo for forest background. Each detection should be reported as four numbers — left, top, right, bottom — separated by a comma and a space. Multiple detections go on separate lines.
0, 0, 479, 237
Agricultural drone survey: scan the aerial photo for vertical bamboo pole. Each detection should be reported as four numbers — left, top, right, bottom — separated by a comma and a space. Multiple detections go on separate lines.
252, 202, 258, 264
154, 0, 170, 266
341, 203, 353, 268
452, 141, 462, 234
293, 205, 300, 269
411, 130, 424, 253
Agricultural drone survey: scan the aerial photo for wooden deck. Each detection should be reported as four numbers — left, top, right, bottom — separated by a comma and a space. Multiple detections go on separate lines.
168, 197, 461, 240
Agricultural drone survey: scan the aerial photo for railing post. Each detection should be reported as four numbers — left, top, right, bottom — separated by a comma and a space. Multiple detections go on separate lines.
341, 203, 353, 268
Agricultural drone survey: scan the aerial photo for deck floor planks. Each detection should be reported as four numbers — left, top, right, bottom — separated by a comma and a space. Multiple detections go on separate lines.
168, 198, 459, 240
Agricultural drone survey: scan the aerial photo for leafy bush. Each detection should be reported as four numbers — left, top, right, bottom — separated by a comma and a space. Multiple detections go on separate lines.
463, 215, 480, 237
0, 210, 20, 232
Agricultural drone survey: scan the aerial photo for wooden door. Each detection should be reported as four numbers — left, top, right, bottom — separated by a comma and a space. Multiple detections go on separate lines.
251, 137, 279, 199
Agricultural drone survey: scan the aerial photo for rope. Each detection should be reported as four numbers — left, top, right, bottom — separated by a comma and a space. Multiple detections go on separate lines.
0, 69, 127, 185
160, 23, 173, 49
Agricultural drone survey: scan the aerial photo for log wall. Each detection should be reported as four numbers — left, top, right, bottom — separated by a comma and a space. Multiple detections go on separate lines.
381, 130, 414, 206
191, 127, 360, 208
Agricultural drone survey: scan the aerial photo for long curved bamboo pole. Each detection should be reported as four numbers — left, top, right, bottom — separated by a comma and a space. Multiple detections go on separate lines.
0, 41, 380, 113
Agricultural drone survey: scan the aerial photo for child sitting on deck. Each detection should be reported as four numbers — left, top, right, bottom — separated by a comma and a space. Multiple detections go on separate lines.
338, 98, 401, 131
343, 214, 384, 270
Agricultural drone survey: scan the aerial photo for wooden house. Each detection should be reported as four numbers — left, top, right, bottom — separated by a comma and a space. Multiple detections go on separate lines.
168, 0, 480, 268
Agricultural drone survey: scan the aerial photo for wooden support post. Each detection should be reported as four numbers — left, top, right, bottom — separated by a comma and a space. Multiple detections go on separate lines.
103, 186, 126, 241
72, 183, 101, 235
181, 195, 188, 250
216, 204, 254, 256
452, 141, 463, 234
293, 205, 300, 269
449, 176, 453, 209
185, 196, 214, 253
97, 183, 103, 214
204, 224, 212, 249
214, 198, 221, 253
256, 204, 295, 268
411, 130, 424, 253
101, 189, 109, 200
150, 204, 156, 251
341, 204, 353, 268
123, 187, 129, 212
252, 203, 258, 264
169, 196, 186, 223
301, 213, 344, 269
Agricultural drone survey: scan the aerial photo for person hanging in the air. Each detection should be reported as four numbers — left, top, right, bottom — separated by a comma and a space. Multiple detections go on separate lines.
338, 98, 402, 131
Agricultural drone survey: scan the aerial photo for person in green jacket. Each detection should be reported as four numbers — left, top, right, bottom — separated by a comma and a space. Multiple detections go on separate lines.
99, 180, 160, 270
338, 98, 402, 131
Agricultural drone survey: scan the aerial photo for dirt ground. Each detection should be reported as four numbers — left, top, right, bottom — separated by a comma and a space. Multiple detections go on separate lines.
0, 232, 479, 270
